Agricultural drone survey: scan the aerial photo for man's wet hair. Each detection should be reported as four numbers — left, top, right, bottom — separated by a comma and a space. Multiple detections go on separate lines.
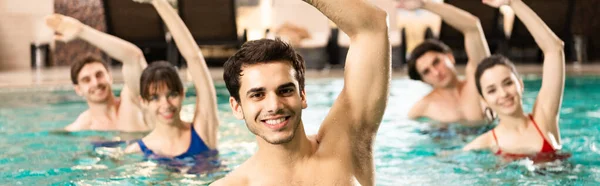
223, 39, 306, 102
140, 61, 184, 100
70, 54, 109, 84
407, 39, 452, 81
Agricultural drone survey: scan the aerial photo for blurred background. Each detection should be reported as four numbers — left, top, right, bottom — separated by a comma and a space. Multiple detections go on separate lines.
1, 0, 598, 71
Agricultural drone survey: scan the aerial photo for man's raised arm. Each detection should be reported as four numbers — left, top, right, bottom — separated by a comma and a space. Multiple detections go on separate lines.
46, 14, 147, 105
306, 0, 390, 133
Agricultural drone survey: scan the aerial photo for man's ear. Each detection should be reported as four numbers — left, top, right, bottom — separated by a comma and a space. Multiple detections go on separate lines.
74, 85, 83, 96
230, 97, 244, 119
301, 90, 307, 109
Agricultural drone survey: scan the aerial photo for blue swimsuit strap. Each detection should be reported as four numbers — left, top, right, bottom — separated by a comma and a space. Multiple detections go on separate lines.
137, 139, 154, 156
176, 125, 210, 158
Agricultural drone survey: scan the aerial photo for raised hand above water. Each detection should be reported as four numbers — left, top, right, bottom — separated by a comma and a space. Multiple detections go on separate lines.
396, 0, 426, 11
482, 0, 511, 8
45, 14, 84, 42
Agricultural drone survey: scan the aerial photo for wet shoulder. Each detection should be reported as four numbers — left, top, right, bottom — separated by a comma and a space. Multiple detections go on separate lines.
481, 130, 496, 150
211, 174, 248, 186
465, 130, 495, 151
124, 141, 141, 154
212, 162, 250, 186
408, 96, 432, 120
65, 110, 92, 131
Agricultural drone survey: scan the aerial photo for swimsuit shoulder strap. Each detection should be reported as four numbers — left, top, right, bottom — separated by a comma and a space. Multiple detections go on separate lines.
491, 129, 502, 154
189, 125, 209, 150
190, 125, 202, 142
136, 139, 153, 155
491, 129, 499, 146
528, 114, 546, 139
176, 124, 210, 158
529, 114, 556, 153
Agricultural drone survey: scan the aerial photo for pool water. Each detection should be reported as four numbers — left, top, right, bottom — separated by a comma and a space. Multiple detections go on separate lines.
1, 76, 599, 185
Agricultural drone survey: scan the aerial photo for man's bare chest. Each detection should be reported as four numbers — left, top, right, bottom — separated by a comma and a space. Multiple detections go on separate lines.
425, 101, 465, 123
247, 160, 357, 186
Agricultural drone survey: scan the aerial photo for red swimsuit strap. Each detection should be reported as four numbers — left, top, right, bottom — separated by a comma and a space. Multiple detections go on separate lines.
493, 115, 553, 155
528, 114, 545, 138
491, 129, 502, 154
528, 114, 556, 153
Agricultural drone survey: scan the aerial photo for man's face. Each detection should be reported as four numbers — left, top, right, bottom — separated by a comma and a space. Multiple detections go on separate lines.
74, 62, 113, 103
415, 51, 457, 88
229, 61, 307, 144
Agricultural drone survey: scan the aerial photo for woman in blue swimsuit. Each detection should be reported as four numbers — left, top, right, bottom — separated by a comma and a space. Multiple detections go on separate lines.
124, 0, 219, 161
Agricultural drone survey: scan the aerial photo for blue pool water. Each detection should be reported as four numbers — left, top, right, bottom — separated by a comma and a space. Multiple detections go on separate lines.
0, 76, 599, 185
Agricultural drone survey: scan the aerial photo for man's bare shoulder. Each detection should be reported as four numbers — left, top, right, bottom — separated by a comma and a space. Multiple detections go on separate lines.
424, 89, 444, 100
211, 174, 248, 186
65, 110, 92, 131
423, 89, 466, 106
408, 96, 432, 119
116, 96, 151, 132
211, 161, 251, 186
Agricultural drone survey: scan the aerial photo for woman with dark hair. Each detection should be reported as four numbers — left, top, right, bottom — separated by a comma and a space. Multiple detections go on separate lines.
463, 0, 569, 162
124, 0, 219, 164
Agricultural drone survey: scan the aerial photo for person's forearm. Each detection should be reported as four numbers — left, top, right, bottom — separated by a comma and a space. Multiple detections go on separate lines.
422, 1, 489, 68
150, 0, 203, 61
509, 0, 563, 52
78, 25, 145, 65
304, 0, 387, 37
422, 1, 481, 34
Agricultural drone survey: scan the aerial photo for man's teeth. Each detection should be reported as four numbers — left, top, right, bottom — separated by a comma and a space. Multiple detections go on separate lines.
265, 118, 286, 125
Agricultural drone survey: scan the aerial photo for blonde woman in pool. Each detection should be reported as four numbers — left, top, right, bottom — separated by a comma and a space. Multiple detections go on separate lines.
124, 0, 219, 160
463, 0, 569, 162
46, 15, 151, 132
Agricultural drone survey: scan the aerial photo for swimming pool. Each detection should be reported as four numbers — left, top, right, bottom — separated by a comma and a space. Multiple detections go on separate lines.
1, 76, 599, 185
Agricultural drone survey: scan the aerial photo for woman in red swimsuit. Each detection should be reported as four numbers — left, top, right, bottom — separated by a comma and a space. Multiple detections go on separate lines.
462, 0, 568, 162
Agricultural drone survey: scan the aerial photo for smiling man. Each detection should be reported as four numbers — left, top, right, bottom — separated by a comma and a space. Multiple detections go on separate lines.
46, 14, 150, 132
399, 0, 491, 126
211, 0, 390, 185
